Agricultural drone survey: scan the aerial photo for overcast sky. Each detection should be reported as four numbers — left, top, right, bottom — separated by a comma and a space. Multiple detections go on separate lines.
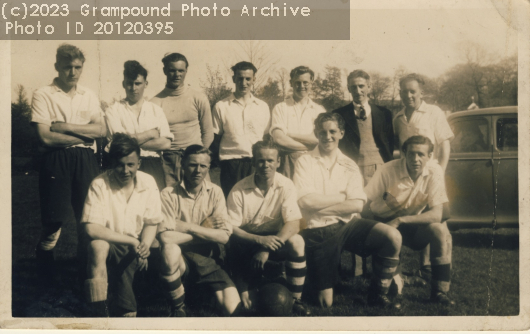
11, 1, 518, 104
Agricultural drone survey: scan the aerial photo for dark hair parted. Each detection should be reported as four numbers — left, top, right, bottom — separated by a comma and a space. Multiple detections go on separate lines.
399, 73, 425, 89
251, 137, 280, 159
347, 69, 371, 84
123, 60, 148, 81
182, 144, 212, 165
109, 133, 141, 165
56, 44, 85, 64
314, 112, 345, 134
162, 53, 189, 68
402, 135, 434, 154
290, 66, 314, 81
231, 61, 258, 75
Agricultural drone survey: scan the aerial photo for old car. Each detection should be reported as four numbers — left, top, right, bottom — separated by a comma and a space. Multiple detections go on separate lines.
445, 106, 518, 228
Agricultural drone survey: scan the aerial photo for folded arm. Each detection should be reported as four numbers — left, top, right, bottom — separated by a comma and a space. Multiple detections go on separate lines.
34, 123, 88, 148
84, 223, 139, 247
141, 137, 171, 151
387, 204, 443, 228
288, 132, 318, 147
317, 199, 364, 216
297, 193, 346, 212
271, 129, 308, 152
50, 116, 107, 140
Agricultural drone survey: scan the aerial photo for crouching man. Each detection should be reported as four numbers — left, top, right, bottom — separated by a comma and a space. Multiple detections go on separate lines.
156, 145, 241, 316
81, 133, 180, 317
364, 135, 454, 305
293, 113, 402, 309
227, 140, 310, 315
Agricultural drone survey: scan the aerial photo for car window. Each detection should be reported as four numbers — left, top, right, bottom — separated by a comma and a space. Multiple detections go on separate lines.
496, 118, 518, 151
451, 118, 489, 153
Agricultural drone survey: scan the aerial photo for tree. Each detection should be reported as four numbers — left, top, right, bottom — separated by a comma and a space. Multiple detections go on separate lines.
312, 66, 345, 111
369, 72, 391, 105
200, 64, 232, 108
256, 78, 283, 110
12, 85, 38, 156
276, 67, 291, 100
390, 66, 407, 109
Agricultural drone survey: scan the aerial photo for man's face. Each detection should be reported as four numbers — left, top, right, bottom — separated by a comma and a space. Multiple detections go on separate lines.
123, 75, 147, 104
290, 73, 313, 100
348, 77, 371, 104
112, 151, 141, 187
400, 80, 423, 110
55, 58, 84, 89
253, 148, 280, 181
182, 153, 211, 188
316, 120, 344, 153
163, 60, 187, 89
232, 69, 255, 95
404, 143, 432, 175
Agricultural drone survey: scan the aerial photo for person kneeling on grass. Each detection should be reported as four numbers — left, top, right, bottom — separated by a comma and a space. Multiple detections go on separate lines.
364, 135, 454, 306
82, 133, 182, 317
227, 139, 310, 316
156, 145, 241, 317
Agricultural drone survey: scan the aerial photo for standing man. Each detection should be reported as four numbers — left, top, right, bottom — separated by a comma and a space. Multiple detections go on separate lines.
270, 66, 325, 179
105, 60, 173, 190
212, 61, 271, 197
151, 53, 214, 188
293, 113, 402, 309
157, 145, 241, 316
31, 44, 106, 277
227, 140, 310, 315
364, 135, 455, 305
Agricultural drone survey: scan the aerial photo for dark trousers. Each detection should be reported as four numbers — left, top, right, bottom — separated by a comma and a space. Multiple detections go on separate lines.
139, 156, 166, 190
161, 150, 184, 188
219, 158, 254, 197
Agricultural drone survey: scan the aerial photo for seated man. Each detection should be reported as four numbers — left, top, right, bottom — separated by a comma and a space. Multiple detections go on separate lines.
364, 135, 454, 305
293, 113, 402, 309
81, 133, 180, 317
157, 145, 241, 316
227, 140, 310, 316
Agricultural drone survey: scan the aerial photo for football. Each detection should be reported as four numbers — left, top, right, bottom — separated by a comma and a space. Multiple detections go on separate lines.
257, 283, 294, 316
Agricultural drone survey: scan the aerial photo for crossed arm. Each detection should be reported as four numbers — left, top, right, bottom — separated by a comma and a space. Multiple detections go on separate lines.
298, 192, 364, 217
131, 128, 171, 151
159, 217, 230, 246
271, 129, 317, 152
385, 204, 443, 229
34, 117, 107, 148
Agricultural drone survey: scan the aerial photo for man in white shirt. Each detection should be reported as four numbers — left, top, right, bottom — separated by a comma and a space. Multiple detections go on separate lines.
293, 113, 402, 309
31, 44, 106, 281
270, 66, 325, 178
105, 60, 173, 190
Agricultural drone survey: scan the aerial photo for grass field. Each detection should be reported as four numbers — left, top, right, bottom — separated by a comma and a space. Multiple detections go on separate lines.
11, 165, 520, 317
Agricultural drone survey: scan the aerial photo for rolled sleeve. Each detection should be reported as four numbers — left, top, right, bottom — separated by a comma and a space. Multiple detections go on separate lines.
281, 182, 303, 222
81, 181, 108, 227
31, 91, 52, 126
345, 172, 367, 203
433, 110, 454, 144
364, 166, 386, 202
427, 166, 449, 208
269, 103, 288, 135
154, 105, 174, 141
293, 155, 316, 199
143, 187, 163, 226
210, 186, 233, 235
227, 188, 244, 228
159, 188, 178, 233
104, 104, 126, 141
88, 92, 104, 123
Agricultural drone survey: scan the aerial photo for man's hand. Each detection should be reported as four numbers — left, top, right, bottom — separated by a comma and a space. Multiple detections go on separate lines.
135, 241, 150, 259
256, 235, 284, 251
387, 217, 402, 229
252, 251, 270, 271
137, 257, 148, 271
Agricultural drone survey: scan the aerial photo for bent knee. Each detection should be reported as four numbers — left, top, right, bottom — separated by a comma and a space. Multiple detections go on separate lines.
427, 223, 450, 241
285, 234, 305, 255
88, 240, 110, 262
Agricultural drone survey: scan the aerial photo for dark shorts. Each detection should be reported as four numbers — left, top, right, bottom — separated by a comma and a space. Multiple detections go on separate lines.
300, 218, 378, 290
106, 243, 140, 314
139, 156, 166, 190
161, 150, 184, 188
219, 158, 254, 197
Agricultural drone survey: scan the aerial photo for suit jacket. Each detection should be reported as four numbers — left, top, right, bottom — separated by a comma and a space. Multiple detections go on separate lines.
332, 102, 394, 163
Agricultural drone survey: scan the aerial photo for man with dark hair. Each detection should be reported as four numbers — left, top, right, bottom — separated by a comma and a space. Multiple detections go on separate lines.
364, 135, 454, 306
212, 61, 271, 197
151, 53, 214, 187
105, 60, 173, 190
292, 112, 402, 309
81, 133, 182, 317
227, 140, 310, 315
31, 43, 106, 280
269, 65, 325, 179
156, 144, 241, 316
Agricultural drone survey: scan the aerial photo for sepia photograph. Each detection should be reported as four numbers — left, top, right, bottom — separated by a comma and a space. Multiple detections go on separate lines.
2, 0, 529, 330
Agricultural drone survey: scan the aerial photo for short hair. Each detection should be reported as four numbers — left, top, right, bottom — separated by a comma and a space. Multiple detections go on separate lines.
231, 61, 257, 75
399, 73, 425, 89
123, 60, 148, 81
109, 133, 140, 165
290, 66, 314, 81
314, 112, 345, 134
162, 53, 189, 68
56, 44, 85, 64
402, 135, 434, 154
182, 144, 212, 165
347, 70, 371, 84
251, 138, 280, 159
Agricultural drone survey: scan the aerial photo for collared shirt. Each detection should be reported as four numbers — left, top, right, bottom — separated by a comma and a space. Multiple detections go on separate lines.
81, 170, 163, 239
160, 180, 232, 236
227, 172, 302, 234
269, 96, 325, 136
353, 101, 372, 119
212, 93, 271, 160
293, 148, 367, 229
393, 101, 454, 156
31, 79, 103, 151
365, 158, 448, 219
105, 99, 173, 157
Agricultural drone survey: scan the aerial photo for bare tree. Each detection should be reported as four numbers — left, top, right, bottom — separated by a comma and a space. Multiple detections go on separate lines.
390, 66, 407, 108
276, 67, 291, 100
369, 72, 391, 105
200, 64, 232, 108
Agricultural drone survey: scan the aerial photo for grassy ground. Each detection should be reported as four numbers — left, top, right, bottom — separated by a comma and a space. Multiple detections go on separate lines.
12, 166, 519, 317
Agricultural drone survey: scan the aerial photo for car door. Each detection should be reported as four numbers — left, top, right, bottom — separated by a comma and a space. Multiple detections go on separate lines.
492, 114, 518, 226
446, 115, 494, 225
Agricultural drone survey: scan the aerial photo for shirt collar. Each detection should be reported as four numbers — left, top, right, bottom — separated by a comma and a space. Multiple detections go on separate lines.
229, 93, 259, 106
177, 179, 213, 198
399, 157, 430, 180
285, 95, 316, 109
396, 100, 427, 118
241, 173, 281, 191
108, 170, 148, 192
51, 78, 86, 95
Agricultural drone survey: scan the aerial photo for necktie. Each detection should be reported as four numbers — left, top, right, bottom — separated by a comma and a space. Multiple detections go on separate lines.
357, 105, 367, 121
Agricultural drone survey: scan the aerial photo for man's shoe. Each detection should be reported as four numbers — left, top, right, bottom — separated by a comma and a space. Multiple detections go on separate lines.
402, 274, 428, 287
367, 293, 402, 310
170, 304, 187, 317
431, 292, 455, 306
292, 298, 311, 316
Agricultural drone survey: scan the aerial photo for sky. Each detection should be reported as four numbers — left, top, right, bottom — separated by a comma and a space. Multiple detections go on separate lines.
10, 1, 518, 104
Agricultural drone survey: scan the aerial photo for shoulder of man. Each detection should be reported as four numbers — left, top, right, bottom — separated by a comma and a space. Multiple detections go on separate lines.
252, 95, 270, 108
337, 152, 361, 174
331, 102, 351, 115
136, 170, 159, 189
370, 103, 392, 115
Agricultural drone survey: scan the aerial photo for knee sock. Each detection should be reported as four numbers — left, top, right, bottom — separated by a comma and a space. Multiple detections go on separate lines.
161, 269, 185, 309
85, 278, 108, 317
371, 255, 399, 295
431, 256, 451, 294
285, 255, 307, 300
